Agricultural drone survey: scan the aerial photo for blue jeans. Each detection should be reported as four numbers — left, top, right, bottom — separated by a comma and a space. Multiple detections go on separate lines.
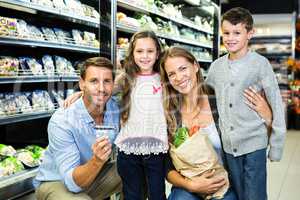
168, 187, 237, 200
117, 151, 166, 200
225, 148, 267, 200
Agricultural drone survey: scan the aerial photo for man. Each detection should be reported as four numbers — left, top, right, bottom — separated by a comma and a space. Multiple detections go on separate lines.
34, 57, 121, 200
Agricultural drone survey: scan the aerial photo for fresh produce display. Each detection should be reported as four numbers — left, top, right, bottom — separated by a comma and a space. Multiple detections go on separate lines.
0, 157, 24, 177
16, 150, 40, 167
0, 144, 16, 157
0, 144, 45, 178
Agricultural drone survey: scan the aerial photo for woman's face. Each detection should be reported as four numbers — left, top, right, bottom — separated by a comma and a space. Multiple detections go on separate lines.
164, 56, 199, 95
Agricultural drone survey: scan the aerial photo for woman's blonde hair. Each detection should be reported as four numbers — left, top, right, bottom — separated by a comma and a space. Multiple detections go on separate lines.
160, 46, 207, 135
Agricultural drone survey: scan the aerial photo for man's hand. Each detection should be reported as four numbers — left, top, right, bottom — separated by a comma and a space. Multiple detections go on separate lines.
187, 170, 226, 194
92, 136, 112, 164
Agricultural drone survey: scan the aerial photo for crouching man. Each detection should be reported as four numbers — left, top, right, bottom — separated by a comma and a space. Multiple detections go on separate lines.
34, 57, 121, 200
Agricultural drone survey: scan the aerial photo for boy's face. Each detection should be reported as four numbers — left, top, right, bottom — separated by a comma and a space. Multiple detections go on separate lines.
222, 20, 254, 57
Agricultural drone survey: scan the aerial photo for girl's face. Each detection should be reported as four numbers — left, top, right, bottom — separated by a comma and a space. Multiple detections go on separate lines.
164, 56, 199, 95
133, 37, 158, 74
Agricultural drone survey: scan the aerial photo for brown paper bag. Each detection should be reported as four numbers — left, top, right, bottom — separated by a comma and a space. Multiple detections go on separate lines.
169, 129, 229, 199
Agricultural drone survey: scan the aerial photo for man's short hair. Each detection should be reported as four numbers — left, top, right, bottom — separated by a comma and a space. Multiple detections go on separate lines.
222, 7, 253, 31
79, 57, 115, 80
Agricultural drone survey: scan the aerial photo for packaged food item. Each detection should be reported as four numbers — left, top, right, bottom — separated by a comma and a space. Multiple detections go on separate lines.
31, 0, 53, 7
16, 149, 40, 167
26, 58, 44, 76
25, 145, 45, 161
0, 56, 19, 76
54, 56, 75, 75
53, 28, 71, 44
14, 93, 32, 113
27, 25, 44, 40
16, 19, 29, 38
0, 98, 5, 116
31, 90, 55, 111
82, 4, 100, 19
64, 0, 84, 16
83, 32, 99, 48
3, 94, 17, 115
42, 55, 55, 76
41, 27, 57, 42
0, 144, 16, 156
0, 157, 24, 177
72, 29, 85, 45
51, 90, 64, 107
52, 0, 66, 9
0, 16, 17, 36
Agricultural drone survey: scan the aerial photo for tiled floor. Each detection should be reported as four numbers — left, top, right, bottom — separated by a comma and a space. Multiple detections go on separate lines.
16, 130, 300, 200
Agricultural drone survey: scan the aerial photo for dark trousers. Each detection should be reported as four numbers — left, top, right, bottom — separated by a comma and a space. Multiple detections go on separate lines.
225, 148, 267, 200
117, 151, 167, 200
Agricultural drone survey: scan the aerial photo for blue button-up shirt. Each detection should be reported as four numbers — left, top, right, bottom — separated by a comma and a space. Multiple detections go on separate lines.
33, 97, 120, 193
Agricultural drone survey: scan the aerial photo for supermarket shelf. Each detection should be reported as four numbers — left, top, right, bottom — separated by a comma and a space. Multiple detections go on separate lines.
198, 58, 212, 63
0, 75, 60, 83
117, 0, 213, 35
0, 0, 100, 28
251, 35, 292, 44
258, 52, 292, 58
61, 76, 80, 82
0, 110, 55, 125
116, 23, 213, 49
0, 168, 38, 200
0, 35, 99, 54
0, 75, 79, 84
0, 168, 38, 189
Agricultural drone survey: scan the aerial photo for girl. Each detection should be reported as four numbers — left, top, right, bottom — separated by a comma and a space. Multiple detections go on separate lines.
114, 30, 168, 200
159, 46, 272, 200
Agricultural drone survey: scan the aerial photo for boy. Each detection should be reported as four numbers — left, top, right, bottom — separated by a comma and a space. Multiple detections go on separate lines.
205, 7, 286, 200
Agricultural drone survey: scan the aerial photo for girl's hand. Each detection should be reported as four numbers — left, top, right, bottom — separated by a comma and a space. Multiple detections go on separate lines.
63, 91, 83, 108
187, 170, 226, 194
243, 86, 272, 127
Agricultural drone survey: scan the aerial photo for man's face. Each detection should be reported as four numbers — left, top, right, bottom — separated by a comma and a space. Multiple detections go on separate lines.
79, 66, 114, 110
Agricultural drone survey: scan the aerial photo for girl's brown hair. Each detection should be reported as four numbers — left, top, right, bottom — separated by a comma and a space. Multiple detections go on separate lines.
160, 46, 207, 135
119, 30, 162, 125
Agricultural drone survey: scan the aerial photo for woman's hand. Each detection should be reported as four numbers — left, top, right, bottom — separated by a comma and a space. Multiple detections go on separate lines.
63, 91, 83, 108
243, 86, 272, 127
187, 170, 226, 194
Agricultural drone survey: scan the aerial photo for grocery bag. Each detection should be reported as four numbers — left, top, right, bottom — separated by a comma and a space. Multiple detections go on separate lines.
169, 129, 229, 199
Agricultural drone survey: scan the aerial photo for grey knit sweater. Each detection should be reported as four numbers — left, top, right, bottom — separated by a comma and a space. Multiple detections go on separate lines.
206, 51, 286, 161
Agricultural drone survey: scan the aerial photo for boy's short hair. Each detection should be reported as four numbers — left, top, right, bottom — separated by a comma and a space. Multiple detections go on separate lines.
222, 7, 253, 31
79, 57, 115, 80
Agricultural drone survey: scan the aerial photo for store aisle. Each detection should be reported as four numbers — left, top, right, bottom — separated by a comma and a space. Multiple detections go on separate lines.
17, 131, 300, 200
267, 130, 300, 200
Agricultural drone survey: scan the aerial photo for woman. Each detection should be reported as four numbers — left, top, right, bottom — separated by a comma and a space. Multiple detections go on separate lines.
159, 46, 273, 200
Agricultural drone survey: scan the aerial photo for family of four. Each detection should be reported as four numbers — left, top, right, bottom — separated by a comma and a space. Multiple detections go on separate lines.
33, 7, 286, 200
